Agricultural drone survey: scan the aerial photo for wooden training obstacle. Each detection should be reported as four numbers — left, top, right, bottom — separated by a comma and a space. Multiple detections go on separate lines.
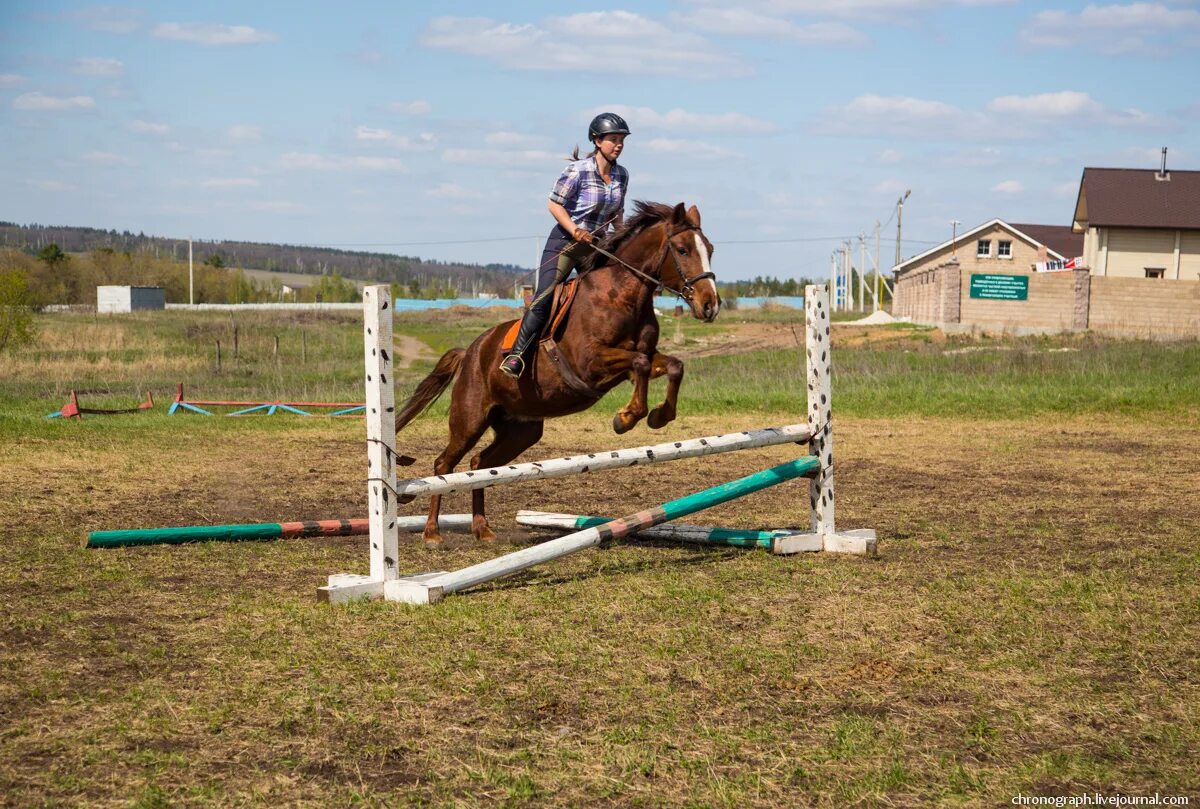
319, 284, 876, 606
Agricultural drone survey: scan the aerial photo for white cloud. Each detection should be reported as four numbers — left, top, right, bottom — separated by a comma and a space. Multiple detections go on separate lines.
426, 183, 484, 199
227, 124, 262, 141
1052, 180, 1080, 197
442, 148, 559, 166
679, 8, 868, 44
819, 90, 1161, 140
819, 94, 974, 136
354, 126, 436, 149
248, 200, 310, 213
152, 22, 278, 46
390, 100, 431, 115
82, 151, 134, 165
742, 0, 1011, 20
991, 180, 1024, 194
0, 74, 27, 87
595, 105, 778, 135
878, 148, 902, 164
129, 119, 170, 135
987, 91, 1157, 127
63, 6, 144, 34
421, 13, 746, 79
74, 57, 124, 76
13, 92, 96, 111
484, 131, 546, 148
987, 91, 1104, 118
201, 177, 260, 188
1020, 3, 1200, 54
873, 179, 909, 194
28, 179, 77, 192
279, 152, 407, 172
643, 137, 737, 160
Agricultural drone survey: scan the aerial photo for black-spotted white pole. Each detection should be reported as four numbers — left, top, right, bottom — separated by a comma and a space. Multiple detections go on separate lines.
319, 285, 405, 602
364, 285, 399, 583
805, 285, 835, 536
805, 284, 877, 555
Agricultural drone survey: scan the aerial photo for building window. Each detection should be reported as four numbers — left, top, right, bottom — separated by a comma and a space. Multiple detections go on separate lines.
997, 240, 1012, 258
977, 240, 991, 258
1145, 267, 1165, 279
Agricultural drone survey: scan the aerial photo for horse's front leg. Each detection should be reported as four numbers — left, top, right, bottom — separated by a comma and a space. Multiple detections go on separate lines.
646, 352, 684, 429
595, 347, 652, 435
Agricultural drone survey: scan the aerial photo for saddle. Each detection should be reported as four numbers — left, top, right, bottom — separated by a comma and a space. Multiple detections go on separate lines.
500, 278, 580, 353
500, 279, 600, 398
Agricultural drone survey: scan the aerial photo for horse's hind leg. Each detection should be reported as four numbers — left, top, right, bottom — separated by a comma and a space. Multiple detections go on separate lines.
469, 418, 544, 542
424, 414, 491, 549
647, 352, 684, 429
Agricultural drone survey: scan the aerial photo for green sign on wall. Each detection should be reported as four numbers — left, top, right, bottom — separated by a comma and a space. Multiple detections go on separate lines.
969, 273, 1029, 301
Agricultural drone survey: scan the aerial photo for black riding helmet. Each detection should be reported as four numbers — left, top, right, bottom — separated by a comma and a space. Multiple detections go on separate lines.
588, 112, 631, 143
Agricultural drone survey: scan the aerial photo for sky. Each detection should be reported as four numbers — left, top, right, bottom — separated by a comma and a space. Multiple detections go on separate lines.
1, 1, 1198, 281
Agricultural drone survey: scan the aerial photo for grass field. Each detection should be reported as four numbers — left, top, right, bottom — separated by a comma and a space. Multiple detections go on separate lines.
1, 306, 1198, 807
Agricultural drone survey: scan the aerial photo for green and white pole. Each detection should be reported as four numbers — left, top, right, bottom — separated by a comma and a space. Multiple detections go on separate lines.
381, 456, 821, 605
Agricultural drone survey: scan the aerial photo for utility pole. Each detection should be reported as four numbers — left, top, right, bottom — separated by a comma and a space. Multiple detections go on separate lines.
950, 220, 962, 258
844, 237, 854, 309
188, 237, 194, 305
858, 233, 867, 313
895, 189, 911, 271
874, 221, 882, 311
829, 251, 837, 308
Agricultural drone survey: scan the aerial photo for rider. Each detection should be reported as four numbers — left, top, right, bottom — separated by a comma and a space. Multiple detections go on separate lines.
499, 112, 630, 379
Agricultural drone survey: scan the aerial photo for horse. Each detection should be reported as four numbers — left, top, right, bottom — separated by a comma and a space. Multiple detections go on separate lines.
394, 200, 721, 547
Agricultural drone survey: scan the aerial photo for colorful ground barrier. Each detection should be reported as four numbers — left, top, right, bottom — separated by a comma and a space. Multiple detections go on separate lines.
318, 284, 876, 606
47, 390, 155, 420
85, 515, 473, 549
515, 511, 823, 554
168, 383, 364, 417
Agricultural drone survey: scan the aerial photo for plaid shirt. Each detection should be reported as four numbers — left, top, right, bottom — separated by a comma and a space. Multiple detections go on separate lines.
549, 156, 628, 234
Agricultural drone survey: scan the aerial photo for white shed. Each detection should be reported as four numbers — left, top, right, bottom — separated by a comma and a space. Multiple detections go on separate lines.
97, 286, 166, 313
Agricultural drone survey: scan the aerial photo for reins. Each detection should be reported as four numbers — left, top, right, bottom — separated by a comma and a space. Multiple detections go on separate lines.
586, 223, 715, 302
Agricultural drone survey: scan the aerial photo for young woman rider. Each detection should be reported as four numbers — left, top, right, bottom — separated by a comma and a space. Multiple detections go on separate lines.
499, 112, 631, 378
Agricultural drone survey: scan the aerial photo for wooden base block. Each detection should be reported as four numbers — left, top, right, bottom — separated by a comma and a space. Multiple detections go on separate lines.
824, 528, 878, 557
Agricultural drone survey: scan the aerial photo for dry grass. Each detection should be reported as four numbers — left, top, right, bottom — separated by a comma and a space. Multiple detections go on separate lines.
2, 404, 1198, 806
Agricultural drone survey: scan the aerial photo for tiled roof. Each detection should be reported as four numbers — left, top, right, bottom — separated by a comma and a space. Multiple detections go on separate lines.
1008, 224, 1084, 259
1077, 168, 1200, 229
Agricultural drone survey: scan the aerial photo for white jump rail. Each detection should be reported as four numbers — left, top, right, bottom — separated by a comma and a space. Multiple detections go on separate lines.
319, 284, 876, 605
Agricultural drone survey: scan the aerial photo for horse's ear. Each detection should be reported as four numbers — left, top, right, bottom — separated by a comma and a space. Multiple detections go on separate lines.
671, 202, 687, 225
685, 205, 701, 227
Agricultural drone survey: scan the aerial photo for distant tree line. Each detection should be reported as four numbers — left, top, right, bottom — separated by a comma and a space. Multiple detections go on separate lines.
0, 222, 527, 297
719, 276, 818, 298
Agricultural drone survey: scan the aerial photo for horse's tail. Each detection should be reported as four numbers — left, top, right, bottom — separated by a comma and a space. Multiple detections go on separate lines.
394, 347, 465, 433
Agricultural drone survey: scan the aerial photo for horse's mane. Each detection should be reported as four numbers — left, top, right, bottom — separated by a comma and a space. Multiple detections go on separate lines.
579, 200, 673, 273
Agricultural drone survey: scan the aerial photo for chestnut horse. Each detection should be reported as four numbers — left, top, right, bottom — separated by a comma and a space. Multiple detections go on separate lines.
395, 201, 721, 547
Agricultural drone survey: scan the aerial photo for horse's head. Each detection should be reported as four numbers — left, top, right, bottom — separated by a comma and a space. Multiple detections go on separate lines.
660, 202, 720, 323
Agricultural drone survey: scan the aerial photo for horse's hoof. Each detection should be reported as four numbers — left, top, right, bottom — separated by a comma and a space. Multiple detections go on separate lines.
475, 527, 498, 543
612, 413, 633, 435
647, 407, 673, 429
423, 534, 444, 549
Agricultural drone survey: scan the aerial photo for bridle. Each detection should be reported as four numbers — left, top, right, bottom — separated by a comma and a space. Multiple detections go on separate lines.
587, 223, 717, 303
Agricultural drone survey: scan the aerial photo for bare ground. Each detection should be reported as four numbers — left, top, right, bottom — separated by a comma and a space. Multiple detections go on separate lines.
1, 404, 1198, 806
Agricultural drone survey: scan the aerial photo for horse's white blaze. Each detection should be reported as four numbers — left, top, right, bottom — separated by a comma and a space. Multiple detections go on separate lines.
695, 233, 719, 317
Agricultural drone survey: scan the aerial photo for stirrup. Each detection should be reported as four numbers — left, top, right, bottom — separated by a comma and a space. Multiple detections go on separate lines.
499, 353, 525, 379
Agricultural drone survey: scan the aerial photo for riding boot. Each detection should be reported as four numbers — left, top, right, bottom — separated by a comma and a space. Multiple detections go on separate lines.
499, 292, 553, 377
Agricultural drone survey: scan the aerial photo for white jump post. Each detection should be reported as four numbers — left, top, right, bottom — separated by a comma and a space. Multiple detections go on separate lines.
804, 286, 877, 554
319, 286, 407, 602
319, 284, 874, 605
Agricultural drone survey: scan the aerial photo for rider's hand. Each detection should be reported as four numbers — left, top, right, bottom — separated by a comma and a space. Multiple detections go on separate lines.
573, 228, 594, 245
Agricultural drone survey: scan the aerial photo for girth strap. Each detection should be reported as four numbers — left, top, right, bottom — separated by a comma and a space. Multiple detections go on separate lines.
541, 338, 603, 400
